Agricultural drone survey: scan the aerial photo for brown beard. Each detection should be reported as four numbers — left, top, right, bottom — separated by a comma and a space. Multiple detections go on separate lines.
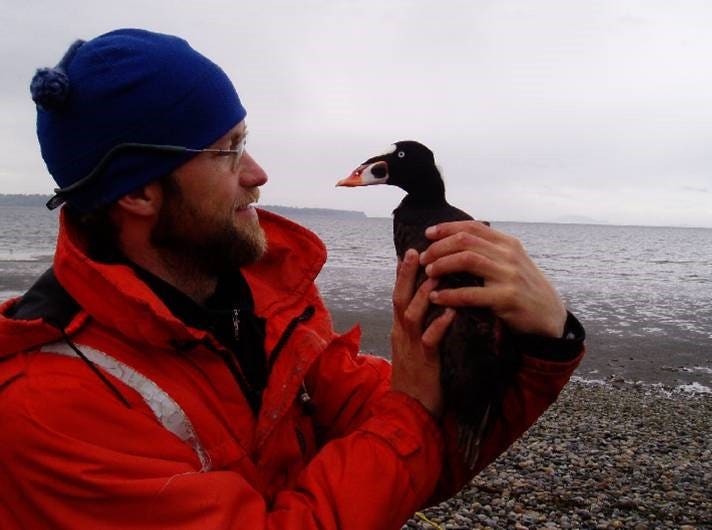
150, 176, 266, 278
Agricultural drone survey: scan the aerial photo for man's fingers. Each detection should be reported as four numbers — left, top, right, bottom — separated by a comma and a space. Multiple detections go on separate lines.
430, 286, 504, 308
420, 231, 501, 266
403, 277, 438, 329
424, 250, 503, 281
421, 308, 456, 354
392, 249, 419, 312
425, 220, 506, 244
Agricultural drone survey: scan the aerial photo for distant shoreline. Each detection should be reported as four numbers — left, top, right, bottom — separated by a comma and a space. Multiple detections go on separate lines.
0, 195, 368, 220
261, 205, 366, 219
0, 194, 52, 207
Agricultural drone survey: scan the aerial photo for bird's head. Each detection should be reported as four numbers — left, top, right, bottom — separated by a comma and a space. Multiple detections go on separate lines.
336, 140, 444, 200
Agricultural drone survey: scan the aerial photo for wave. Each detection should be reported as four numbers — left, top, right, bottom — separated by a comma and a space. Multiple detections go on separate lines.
681, 366, 712, 375
0, 251, 53, 262
571, 375, 712, 396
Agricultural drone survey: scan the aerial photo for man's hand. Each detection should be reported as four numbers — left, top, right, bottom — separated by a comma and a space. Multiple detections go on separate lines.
419, 221, 567, 338
390, 249, 455, 419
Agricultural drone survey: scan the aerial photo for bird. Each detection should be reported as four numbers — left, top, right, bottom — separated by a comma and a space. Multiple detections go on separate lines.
336, 140, 520, 468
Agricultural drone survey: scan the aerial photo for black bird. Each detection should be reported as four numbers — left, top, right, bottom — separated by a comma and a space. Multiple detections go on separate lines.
337, 140, 519, 468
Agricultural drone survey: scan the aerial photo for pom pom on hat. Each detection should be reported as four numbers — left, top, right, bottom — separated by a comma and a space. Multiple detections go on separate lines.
30, 68, 70, 111
30, 40, 85, 111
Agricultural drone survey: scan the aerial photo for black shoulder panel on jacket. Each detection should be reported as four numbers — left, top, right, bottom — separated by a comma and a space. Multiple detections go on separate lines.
6, 267, 80, 329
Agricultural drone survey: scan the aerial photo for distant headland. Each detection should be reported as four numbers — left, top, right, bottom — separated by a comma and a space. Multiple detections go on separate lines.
0, 194, 367, 219
261, 205, 367, 219
0, 194, 51, 207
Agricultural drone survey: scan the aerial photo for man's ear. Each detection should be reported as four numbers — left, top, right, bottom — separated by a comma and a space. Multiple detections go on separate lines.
114, 180, 163, 217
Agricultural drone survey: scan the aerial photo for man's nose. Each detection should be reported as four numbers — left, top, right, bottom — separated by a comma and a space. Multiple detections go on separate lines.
239, 152, 268, 188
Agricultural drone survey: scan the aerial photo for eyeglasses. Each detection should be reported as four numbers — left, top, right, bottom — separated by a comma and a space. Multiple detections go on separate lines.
46, 133, 248, 210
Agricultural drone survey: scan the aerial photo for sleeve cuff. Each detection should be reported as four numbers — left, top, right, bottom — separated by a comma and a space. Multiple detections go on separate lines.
511, 311, 585, 362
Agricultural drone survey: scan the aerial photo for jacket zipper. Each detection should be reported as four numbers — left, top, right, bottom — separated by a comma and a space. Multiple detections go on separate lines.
267, 305, 316, 418
271, 305, 316, 459
295, 425, 308, 457
232, 308, 240, 341
266, 305, 315, 374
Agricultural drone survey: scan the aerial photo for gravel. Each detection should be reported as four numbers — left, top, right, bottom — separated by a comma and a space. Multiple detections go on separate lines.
404, 381, 711, 530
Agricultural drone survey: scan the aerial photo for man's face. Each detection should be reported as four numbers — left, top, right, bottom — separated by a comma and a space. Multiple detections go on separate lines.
150, 121, 269, 276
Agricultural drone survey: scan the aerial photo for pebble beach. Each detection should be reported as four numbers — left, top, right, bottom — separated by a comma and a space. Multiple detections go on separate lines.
403, 382, 711, 530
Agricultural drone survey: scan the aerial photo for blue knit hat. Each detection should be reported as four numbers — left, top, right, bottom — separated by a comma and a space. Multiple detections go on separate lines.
30, 28, 246, 212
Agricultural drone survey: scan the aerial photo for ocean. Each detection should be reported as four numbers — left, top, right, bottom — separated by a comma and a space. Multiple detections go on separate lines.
1, 205, 710, 394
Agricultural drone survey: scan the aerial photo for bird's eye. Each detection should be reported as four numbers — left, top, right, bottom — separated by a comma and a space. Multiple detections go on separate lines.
397, 151, 405, 158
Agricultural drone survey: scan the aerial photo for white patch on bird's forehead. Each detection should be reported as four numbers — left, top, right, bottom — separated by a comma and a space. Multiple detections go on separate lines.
377, 144, 397, 156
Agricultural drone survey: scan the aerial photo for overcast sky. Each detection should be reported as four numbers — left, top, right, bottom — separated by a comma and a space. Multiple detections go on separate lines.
1, 0, 710, 227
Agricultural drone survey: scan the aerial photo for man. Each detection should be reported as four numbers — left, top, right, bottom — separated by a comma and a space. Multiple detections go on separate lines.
0, 29, 584, 529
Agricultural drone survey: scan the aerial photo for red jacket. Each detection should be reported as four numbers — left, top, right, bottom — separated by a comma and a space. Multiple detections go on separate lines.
0, 209, 583, 530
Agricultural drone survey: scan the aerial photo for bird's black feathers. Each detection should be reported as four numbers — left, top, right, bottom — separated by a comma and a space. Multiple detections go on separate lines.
340, 140, 521, 468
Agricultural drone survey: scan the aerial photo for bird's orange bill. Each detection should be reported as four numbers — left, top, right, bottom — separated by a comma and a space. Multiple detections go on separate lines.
335, 167, 366, 187
337, 161, 390, 187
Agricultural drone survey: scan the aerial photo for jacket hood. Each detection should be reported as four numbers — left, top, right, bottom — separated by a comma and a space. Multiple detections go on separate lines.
0, 207, 327, 359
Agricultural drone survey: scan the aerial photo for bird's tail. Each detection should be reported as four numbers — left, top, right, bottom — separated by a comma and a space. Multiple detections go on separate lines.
457, 401, 492, 470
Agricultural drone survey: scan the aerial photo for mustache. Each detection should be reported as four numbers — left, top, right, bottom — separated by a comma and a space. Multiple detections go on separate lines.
235, 189, 260, 209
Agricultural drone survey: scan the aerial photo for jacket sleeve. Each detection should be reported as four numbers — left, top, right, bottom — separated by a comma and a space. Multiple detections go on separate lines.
0, 353, 443, 530
304, 314, 585, 505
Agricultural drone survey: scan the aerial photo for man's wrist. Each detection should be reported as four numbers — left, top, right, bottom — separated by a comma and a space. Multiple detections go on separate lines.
511, 311, 585, 362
